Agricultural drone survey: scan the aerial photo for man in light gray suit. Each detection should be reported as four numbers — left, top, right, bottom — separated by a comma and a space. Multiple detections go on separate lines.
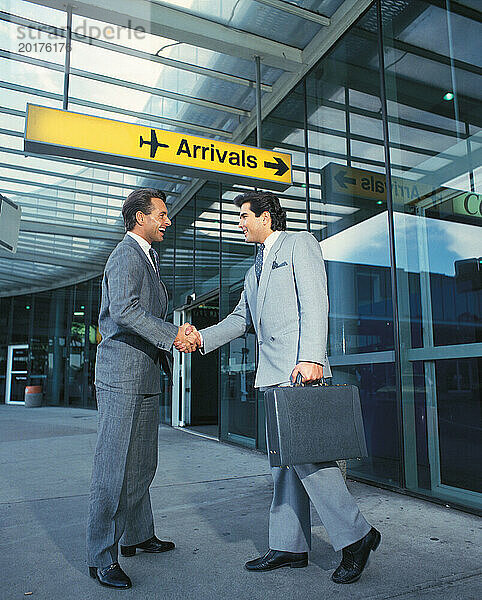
179, 191, 380, 584
87, 188, 198, 589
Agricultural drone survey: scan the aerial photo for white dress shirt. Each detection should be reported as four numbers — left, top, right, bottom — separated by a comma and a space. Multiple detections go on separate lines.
127, 231, 156, 270
260, 229, 282, 272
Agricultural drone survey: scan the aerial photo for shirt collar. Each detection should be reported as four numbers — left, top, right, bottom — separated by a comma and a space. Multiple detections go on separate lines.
127, 231, 151, 255
262, 230, 282, 255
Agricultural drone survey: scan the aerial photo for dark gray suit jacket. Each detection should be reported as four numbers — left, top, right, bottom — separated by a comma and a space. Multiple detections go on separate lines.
95, 234, 178, 395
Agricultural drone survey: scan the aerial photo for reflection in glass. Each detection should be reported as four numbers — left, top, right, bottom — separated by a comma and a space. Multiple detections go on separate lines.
382, 0, 481, 508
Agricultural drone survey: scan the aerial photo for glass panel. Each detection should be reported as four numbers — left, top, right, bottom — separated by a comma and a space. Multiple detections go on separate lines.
219, 187, 257, 447
195, 184, 220, 297
12, 345, 28, 372
262, 82, 309, 234
11, 295, 31, 345
0, 55, 63, 93
30, 290, 50, 392
219, 283, 257, 447
159, 368, 172, 426
1, 7, 66, 63
173, 201, 194, 307
382, 0, 481, 509
148, 0, 324, 48
333, 362, 399, 484
69, 37, 255, 111
45, 288, 68, 406
4, 0, 66, 26
306, 4, 400, 486
435, 358, 481, 494
0, 298, 10, 402
86, 278, 101, 409
188, 304, 220, 432
10, 372, 28, 402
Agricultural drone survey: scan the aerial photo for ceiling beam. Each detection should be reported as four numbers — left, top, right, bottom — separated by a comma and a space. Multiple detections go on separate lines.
254, 0, 330, 26
0, 80, 233, 138
0, 10, 273, 91
0, 49, 249, 117
0, 160, 182, 191
0, 174, 128, 201
0, 269, 41, 284
25, 0, 303, 71
0, 248, 105, 268
20, 219, 125, 241
0, 146, 190, 186
0, 268, 105, 298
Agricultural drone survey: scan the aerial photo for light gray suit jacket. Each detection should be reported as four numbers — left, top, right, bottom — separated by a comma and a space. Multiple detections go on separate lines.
95, 234, 179, 395
201, 231, 331, 388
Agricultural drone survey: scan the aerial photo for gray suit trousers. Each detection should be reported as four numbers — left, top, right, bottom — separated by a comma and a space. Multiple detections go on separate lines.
86, 388, 159, 567
264, 385, 371, 553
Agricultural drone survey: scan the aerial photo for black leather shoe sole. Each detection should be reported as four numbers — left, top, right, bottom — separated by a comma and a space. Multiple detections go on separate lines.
120, 542, 175, 557
245, 557, 308, 572
89, 567, 132, 589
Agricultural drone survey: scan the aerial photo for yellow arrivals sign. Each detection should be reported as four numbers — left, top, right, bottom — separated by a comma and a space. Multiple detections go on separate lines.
24, 104, 292, 190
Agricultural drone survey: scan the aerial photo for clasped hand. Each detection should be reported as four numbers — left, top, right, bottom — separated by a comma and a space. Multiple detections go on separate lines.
174, 323, 201, 353
290, 362, 324, 385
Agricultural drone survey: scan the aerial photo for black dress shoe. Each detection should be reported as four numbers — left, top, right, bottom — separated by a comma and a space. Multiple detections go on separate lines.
332, 527, 381, 584
120, 535, 175, 557
245, 549, 308, 571
89, 562, 132, 589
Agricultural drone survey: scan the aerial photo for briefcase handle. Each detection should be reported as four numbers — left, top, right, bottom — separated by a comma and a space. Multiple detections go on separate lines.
293, 372, 329, 387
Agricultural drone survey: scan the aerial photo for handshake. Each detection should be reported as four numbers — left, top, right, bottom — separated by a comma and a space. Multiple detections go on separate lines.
174, 323, 202, 353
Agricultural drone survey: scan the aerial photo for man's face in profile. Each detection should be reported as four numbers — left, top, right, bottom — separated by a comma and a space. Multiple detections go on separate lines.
139, 197, 171, 244
238, 202, 270, 244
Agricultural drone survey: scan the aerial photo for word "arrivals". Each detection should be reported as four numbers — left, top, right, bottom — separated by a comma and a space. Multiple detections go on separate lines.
176, 139, 258, 168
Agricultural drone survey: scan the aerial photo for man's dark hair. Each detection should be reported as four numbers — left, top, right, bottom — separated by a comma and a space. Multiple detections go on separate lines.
122, 188, 166, 231
233, 191, 286, 231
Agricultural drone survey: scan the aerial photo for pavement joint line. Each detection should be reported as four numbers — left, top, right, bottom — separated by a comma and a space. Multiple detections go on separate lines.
0, 473, 272, 506
363, 569, 482, 600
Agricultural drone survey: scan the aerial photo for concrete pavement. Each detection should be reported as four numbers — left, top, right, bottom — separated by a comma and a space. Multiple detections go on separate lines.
0, 405, 480, 600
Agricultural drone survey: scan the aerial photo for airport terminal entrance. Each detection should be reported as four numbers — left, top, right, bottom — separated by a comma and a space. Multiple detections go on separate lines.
176, 301, 219, 439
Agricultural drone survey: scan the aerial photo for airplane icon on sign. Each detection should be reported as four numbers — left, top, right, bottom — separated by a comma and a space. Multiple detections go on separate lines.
139, 129, 169, 158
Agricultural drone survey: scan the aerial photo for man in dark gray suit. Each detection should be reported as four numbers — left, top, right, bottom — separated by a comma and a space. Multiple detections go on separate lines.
178, 191, 380, 584
87, 188, 198, 589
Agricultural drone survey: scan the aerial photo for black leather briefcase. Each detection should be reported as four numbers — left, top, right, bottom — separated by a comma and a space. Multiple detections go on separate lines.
264, 378, 368, 467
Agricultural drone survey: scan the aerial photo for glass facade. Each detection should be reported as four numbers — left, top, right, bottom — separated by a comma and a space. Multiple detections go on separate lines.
1, 0, 480, 512
0, 279, 101, 407
381, 0, 482, 508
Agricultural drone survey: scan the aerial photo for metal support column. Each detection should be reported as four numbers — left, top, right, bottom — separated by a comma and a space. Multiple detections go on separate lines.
63, 6, 73, 110
255, 56, 262, 148
465, 122, 475, 192
303, 78, 311, 231
446, 1, 461, 138
376, 0, 407, 488
345, 87, 352, 167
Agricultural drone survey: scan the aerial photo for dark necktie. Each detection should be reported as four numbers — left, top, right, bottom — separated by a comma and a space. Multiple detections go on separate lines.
149, 247, 160, 279
255, 243, 265, 284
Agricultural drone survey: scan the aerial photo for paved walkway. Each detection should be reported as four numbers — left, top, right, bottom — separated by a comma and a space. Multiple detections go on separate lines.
0, 405, 480, 600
